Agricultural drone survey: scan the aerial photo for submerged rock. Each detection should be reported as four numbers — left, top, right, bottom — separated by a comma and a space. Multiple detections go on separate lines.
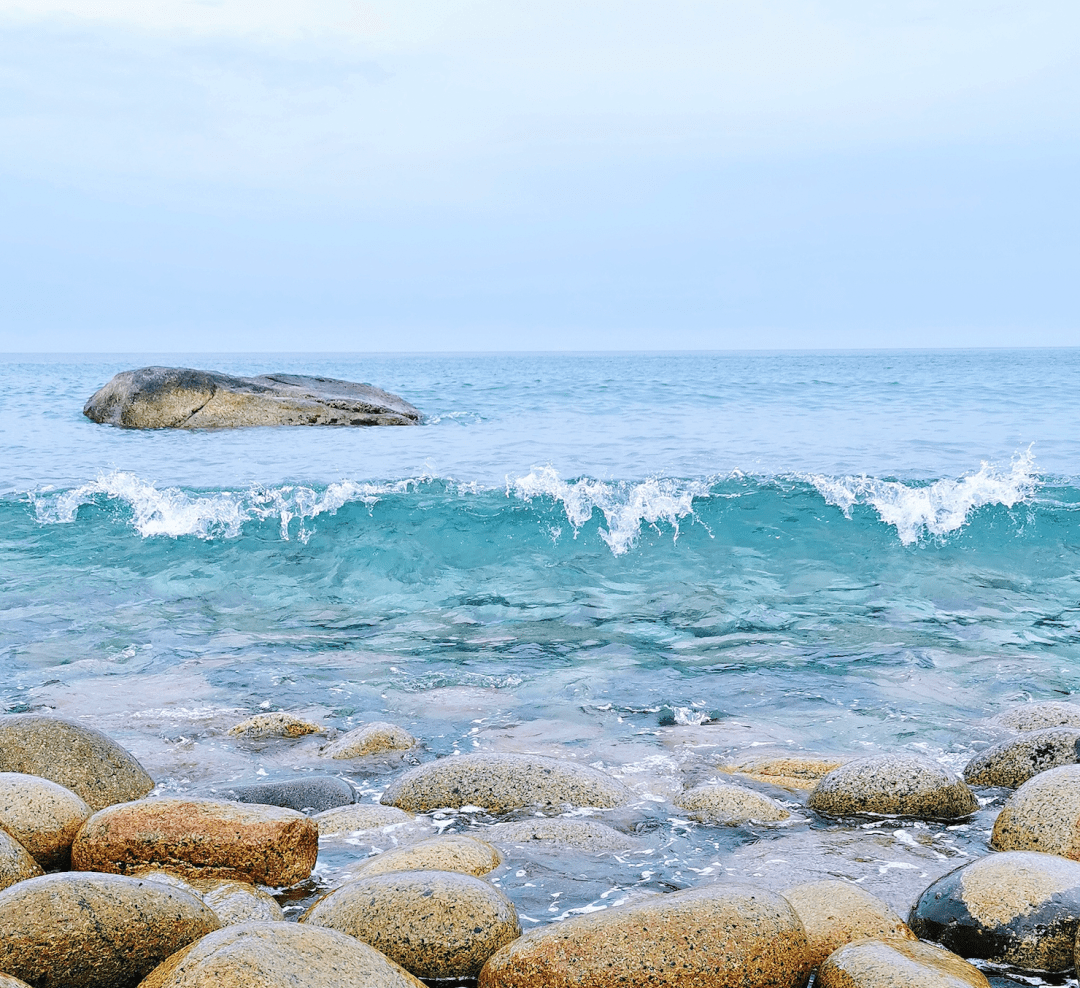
991, 764, 1080, 858
222, 775, 356, 813
0, 827, 43, 890
994, 701, 1080, 732
484, 818, 641, 852
312, 803, 415, 836
84, 367, 422, 429
227, 713, 325, 740
355, 834, 502, 877
320, 722, 417, 758
720, 756, 845, 791
0, 771, 92, 870
816, 938, 989, 988
674, 783, 790, 824
963, 727, 1080, 788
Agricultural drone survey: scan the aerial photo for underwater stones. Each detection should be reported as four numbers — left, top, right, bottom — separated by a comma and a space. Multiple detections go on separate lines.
0, 827, 43, 890
909, 850, 1080, 973
381, 752, 631, 813
313, 802, 415, 836
71, 797, 319, 886
963, 727, 1080, 788
484, 818, 641, 852
191, 879, 286, 924
478, 883, 811, 988
138, 922, 426, 988
356, 834, 502, 877
991, 764, 1080, 857
225, 775, 356, 813
674, 783, 790, 824
227, 712, 324, 740
782, 880, 916, 969
302, 870, 521, 979
721, 756, 845, 791
816, 938, 990, 988
808, 754, 977, 820
84, 367, 422, 429
994, 701, 1080, 732
0, 872, 219, 988
0, 714, 154, 811
320, 721, 417, 758
0, 771, 92, 869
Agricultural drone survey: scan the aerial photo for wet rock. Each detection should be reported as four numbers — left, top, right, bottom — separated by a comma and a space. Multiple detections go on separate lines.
302, 869, 521, 979
222, 775, 356, 813
356, 834, 502, 877
816, 938, 990, 988
484, 818, 641, 852
674, 783, 790, 824
227, 713, 324, 740
84, 367, 422, 429
478, 883, 811, 988
721, 756, 845, 791
131, 867, 203, 896
313, 803, 414, 836
0, 713, 154, 810
0, 771, 92, 870
0, 871, 219, 988
71, 797, 318, 886
782, 880, 915, 969
991, 765, 1080, 858
994, 701, 1080, 732
0, 827, 43, 890
321, 722, 417, 758
909, 850, 1080, 973
138, 921, 426, 988
0, 976, 32, 988
963, 727, 1080, 788
191, 879, 286, 924
808, 754, 977, 820
381, 752, 631, 813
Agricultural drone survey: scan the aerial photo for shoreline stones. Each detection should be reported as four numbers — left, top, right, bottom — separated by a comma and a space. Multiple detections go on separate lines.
963, 727, 1080, 787
71, 797, 319, 885
313, 803, 415, 836
0, 771, 92, 869
355, 834, 502, 877
0, 827, 44, 890
228, 713, 324, 740
721, 756, 845, 791
484, 818, 641, 852
994, 701, 1080, 732
817, 938, 990, 987
674, 783, 790, 824
191, 879, 286, 924
808, 754, 977, 820
321, 722, 417, 758
222, 775, 356, 813
991, 764, 1080, 857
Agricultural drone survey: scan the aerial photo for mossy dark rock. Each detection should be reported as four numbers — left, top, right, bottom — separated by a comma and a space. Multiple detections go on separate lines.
963, 728, 1080, 788
816, 938, 989, 987
991, 765, 1080, 858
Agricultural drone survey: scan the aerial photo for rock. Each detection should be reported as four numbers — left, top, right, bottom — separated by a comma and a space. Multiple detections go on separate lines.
84, 367, 422, 429
227, 713, 324, 740
782, 880, 916, 969
381, 752, 631, 813
190, 879, 285, 924
313, 803, 414, 836
991, 765, 1080, 858
356, 834, 502, 877
674, 783, 790, 824
484, 819, 641, 852
222, 775, 356, 813
808, 754, 977, 820
0, 872, 219, 988
138, 922, 426, 988
321, 722, 417, 758
816, 938, 990, 988
994, 701, 1080, 732
302, 869, 521, 979
71, 797, 318, 886
0, 976, 32, 988
963, 728, 1080, 788
478, 883, 811, 988
131, 868, 203, 896
0, 827, 43, 890
0, 713, 154, 810
0, 771, 92, 869
720, 756, 845, 791
909, 850, 1080, 973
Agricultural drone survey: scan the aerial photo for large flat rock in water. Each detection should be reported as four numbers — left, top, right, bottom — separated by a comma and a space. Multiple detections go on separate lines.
84, 367, 422, 429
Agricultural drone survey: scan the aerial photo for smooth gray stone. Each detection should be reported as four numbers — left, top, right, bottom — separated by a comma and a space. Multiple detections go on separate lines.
217, 776, 357, 814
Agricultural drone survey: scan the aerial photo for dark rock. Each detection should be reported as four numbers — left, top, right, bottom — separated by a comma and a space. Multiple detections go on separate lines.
221, 775, 356, 813
963, 728, 1080, 788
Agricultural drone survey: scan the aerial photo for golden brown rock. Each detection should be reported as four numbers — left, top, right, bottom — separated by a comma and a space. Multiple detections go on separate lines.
227, 712, 324, 740
355, 834, 501, 877
0, 827, 43, 890
190, 879, 285, 924
675, 783, 790, 824
816, 938, 989, 987
991, 765, 1080, 858
71, 797, 318, 886
721, 756, 845, 791
0, 771, 92, 869
312, 803, 414, 836
963, 728, 1080, 788
321, 722, 417, 758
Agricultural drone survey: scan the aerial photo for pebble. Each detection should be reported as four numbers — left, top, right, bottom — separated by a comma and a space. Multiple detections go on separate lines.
0, 826, 44, 890
312, 803, 414, 836
355, 834, 502, 877
0, 713, 154, 810
301, 869, 521, 979
674, 782, 790, 824
963, 727, 1080, 787
484, 818, 641, 851
0, 771, 92, 869
994, 701, 1080, 732
816, 937, 990, 987
991, 764, 1080, 858
321, 722, 417, 758
222, 775, 356, 813
228, 712, 324, 739
71, 797, 319, 886
191, 878, 286, 924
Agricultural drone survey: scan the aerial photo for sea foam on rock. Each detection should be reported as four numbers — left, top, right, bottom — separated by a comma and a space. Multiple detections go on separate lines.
228, 713, 325, 740
0, 771, 92, 869
991, 764, 1080, 858
816, 938, 990, 988
674, 783, 790, 824
963, 727, 1080, 788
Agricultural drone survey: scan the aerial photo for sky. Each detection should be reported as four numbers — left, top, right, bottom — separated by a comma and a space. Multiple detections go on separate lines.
0, 1, 1077, 352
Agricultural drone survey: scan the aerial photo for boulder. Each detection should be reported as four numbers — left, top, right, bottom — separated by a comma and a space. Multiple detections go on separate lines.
227, 713, 324, 740
356, 834, 501, 877
71, 797, 318, 886
909, 850, 1080, 973
963, 728, 1080, 788
312, 803, 414, 836
0, 714, 154, 810
190, 879, 285, 924
138, 922, 426, 988
84, 367, 422, 429
381, 752, 631, 813
816, 938, 990, 988
674, 783, 790, 824
0, 976, 32, 988
0, 771, 92, 869
0, 872, 219, 988
720, 756, 845, 791
478, 883, 811, 988
484, 818, 640, 852
0, 827, 43, 890
808, 754, 977, 820
782, 880, 916, 969
302, 869, 520, 979
321, 722, 417, 758
994, 701, 1080, 732
221, 775, 356, 813
991, 765, 1080, 858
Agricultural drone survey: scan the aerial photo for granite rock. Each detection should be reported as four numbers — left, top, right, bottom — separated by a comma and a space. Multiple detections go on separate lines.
221, 775, 356, 813
994, 702, 1080, 732
321, 722, 417, 758
0, 976, 32, 988
0, 771, 92, 870
675, 783, 790, 824
0, 826, 43, 890
963, 728, 1080, 788
720, 756, 845, 791
816, 938, 990, 988
190, 879, 286, 924
355, 834, 502, 877
991, 765, 1080, 858
312, 803, 416, 836
227, 713, 324, 740
483, 818, 641, 852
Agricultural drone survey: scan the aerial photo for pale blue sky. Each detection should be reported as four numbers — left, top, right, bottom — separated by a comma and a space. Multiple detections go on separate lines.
1, 1, 1077, 351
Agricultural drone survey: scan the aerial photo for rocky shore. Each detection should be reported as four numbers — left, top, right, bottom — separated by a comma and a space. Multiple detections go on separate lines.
3, 703, 1080, 987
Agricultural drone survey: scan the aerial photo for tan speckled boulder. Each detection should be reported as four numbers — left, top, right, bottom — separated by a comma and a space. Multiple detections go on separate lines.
0, 975, 33, 988
963, 728, 1080, 788
484, 818, 640, 852
72, 797, 318, 885
0, 827, 43, 890
228, 712, 324, 740
356, 834, 501, 877
994, 701, 1080, 732
0, 771, 92, 869
479, 884, 812, 988
991, 765, 1080, 858
782, 880, 915, 969
0, 714, 153, 810
0, 872, 219, 988
675, 783, 790, 824
381, 752, 631, 813
190, 879, 285, 924
138, 921, 427, 988
721, 756, 845, 791
312, 803, 415, 836
816, 938, 989, 987
302, 869, 520, 979
321, 722, 417, 758
808, 755, 977, 820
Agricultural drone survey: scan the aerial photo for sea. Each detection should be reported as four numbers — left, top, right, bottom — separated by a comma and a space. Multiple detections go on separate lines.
3, 349, 1080, 984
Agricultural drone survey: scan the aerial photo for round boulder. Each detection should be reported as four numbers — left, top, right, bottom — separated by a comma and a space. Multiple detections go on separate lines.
356, 834, 501, 877
381, 752, 631, 813
321, 722, 417, 758
817, 938, 990, 988
484, 819, 640, 852
478, 884, 811, 988
0, 872, 219, 988
991, 764, 1080, 858
191, 879, 285, 924
228, 713, 324, 740
0, 827, 43, 891
313, 803, 414, 836
963, 728, 1080, 788
675, 783, 790, 824
222, 775, 356, 813
138, 921, 426, 988
994, 702, 1080, 732
0, 714, 153, 810
302, 869, 520, 979
0, 771, 92, 869
808, 755, 977, 820
0, 976, 32, 988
